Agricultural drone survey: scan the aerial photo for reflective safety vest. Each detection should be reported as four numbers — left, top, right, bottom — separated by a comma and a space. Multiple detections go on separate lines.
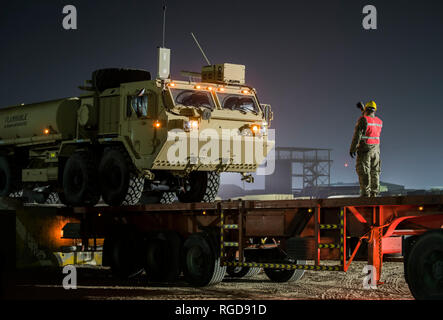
362, 116, 383, 144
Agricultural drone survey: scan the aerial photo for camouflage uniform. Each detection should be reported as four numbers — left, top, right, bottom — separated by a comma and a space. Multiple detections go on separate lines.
350, 115, 381, 197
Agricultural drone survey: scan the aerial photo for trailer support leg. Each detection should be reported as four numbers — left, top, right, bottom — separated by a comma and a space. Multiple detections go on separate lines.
368, 226, 384, 285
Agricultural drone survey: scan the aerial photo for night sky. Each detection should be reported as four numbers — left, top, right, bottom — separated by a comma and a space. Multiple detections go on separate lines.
1, 1, 443, 189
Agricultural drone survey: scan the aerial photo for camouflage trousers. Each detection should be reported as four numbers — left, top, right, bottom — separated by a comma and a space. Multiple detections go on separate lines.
356, 148, 381, 197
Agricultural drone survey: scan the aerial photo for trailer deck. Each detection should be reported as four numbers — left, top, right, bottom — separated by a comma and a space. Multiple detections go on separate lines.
3, 194, 443, 299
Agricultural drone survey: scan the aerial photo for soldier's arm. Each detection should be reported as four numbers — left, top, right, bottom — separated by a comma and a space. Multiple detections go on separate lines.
349, 117, 366, 153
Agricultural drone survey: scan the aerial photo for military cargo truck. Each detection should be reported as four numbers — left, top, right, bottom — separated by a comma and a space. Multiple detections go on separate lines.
0, 63, 274, 206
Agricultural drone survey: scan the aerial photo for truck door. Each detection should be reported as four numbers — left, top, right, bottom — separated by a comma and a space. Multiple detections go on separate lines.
126, 90, 158, 157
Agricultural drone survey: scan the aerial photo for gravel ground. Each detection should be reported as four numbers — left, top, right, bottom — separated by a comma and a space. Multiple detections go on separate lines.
3, 261, 413, 300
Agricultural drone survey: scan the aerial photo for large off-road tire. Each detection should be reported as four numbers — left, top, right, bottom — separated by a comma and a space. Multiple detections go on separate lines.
177, 171, 220, 203
0, 156, 21, 197
182, 232, 226, 286
9, 189, 23, 198
99, 147, 143, 206
44, 192, 61, 204
105, 229, 144, 279
144, 231, 182, 283
406, 230, 443, 300
264, 260, 307, 283
139, 191, 176, 204
62, 152, 100, 206
34, 192, 58, 204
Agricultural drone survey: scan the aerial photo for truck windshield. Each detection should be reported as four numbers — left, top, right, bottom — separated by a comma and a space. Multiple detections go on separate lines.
216, 93, 259, 114
170, 88, 215, 110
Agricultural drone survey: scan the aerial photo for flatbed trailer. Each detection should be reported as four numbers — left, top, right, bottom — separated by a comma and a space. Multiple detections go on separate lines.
3, 195, 443, 299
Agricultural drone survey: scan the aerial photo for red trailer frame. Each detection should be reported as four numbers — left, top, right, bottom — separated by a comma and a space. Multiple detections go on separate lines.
6, 194, 442, 298
62, 195, 443, 286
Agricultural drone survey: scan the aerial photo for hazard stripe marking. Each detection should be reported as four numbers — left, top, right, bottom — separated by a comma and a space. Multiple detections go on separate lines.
319, 224, 339, 229
222, 261, 342, 271
318, 243, 340, 249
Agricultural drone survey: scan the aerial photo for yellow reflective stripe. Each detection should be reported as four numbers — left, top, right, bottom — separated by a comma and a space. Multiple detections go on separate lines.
221, 261, 343, 271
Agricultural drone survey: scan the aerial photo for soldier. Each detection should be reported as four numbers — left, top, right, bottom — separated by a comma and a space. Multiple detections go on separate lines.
349, 101, 383, 197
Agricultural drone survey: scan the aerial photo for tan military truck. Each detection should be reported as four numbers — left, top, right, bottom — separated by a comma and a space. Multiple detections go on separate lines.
0, 63, 274, 206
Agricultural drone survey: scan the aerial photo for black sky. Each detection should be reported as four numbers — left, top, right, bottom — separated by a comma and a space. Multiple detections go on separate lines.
1, 0, 443, 189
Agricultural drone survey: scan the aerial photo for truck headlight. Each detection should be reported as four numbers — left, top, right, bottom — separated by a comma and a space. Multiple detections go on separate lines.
240, 124, 264, 136
184, 120, 199, 131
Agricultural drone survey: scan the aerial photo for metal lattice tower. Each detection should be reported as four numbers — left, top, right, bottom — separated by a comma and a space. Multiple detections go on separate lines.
272, 147, 332, 193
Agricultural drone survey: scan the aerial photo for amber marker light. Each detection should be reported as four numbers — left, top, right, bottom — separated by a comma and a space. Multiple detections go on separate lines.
241, 89, 250, 94
195, 85, 202, 89
250, 124, 260, 134
419, 206, 424, 211
43, 128, 50, 135
218, 87, 225, 92
168, 82, 176, 87
153, 120, 161, 128
207, 86, 213, 91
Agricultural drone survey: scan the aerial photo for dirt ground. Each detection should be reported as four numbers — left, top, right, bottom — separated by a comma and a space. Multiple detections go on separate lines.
3, 261, 413, 300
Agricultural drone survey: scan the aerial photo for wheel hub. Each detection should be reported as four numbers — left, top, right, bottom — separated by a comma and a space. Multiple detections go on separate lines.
188, 246, 205, 274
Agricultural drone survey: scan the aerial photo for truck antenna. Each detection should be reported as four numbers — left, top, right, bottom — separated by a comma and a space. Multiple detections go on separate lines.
191, 32, 211, 65
162, 1, 167, 47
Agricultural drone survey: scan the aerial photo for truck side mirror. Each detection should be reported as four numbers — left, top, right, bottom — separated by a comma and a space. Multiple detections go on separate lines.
261, 104, 273, 126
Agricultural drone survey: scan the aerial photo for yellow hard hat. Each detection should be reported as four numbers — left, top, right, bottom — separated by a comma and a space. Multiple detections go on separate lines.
365, 100, 377, 111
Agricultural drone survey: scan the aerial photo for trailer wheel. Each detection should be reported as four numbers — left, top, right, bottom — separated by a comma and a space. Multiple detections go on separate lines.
0, 156, 21, 197
99, 147, 143, 206
107, 231, 144, 279
406, 230, 443, 300
62, 152, 100, 206
145, 231, 181, 283
177, 171, 220, 203
402, 235, 419, 284
182, 232, 226, 286
264, 260, 307, 283
227, 265, 261, 278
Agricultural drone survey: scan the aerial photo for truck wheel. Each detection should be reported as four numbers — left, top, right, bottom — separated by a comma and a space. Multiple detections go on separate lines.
264, 260, 307, 283
99, 148, 143, 206
139, 191, 176, 204
34, 191, 60, 205
182, 232, 226, 286
177, 171, 220, 203
45, 192, 61, 204
0, 156, 21, 197
62, 152, 100, 206
9, 189, 23, 198
406, 230, 443, 300
145, 231, 181, 283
